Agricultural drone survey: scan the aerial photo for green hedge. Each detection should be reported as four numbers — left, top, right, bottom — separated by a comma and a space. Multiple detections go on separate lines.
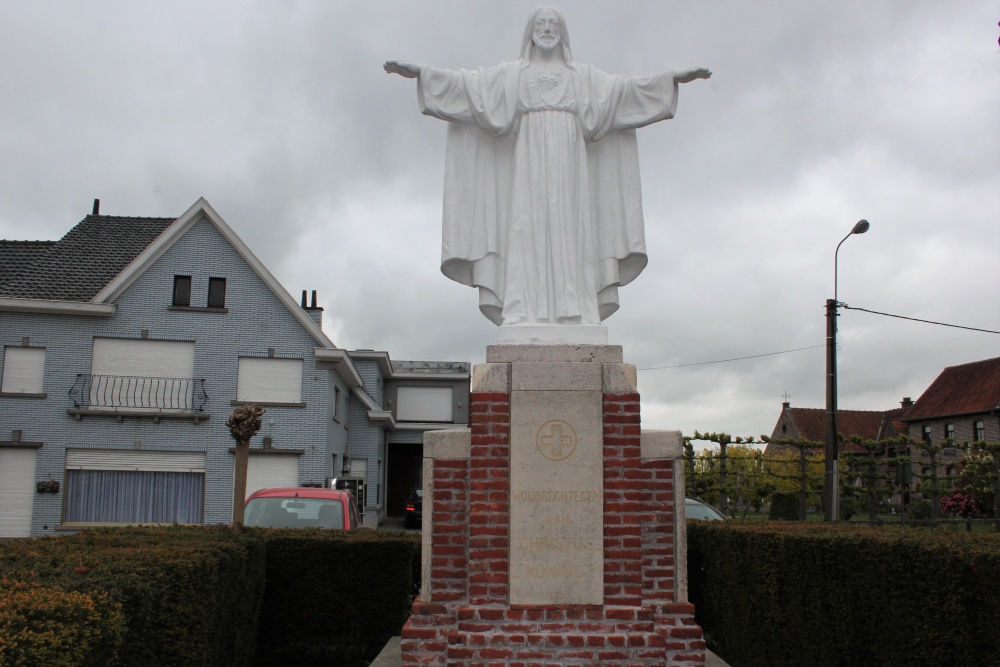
251, 529, 421, 667
0, 576, 125, 666
0, 526, 420, 667
0, 526, 266, 667
687, 522, 1000, 667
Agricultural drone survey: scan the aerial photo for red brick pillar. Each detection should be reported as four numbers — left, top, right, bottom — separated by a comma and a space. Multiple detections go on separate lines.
603, 392, 645, 607
468, 391, 510, 605
402, 349, 706, 666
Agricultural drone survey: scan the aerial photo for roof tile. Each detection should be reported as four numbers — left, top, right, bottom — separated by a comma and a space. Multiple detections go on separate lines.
0, 215, 174, 301
903, 357, 1000, 420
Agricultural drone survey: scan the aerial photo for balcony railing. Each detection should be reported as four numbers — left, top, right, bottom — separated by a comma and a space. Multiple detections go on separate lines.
69, 374, 208, 413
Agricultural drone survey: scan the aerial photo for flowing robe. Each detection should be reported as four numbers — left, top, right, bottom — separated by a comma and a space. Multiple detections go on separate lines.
418, 60, 679, 326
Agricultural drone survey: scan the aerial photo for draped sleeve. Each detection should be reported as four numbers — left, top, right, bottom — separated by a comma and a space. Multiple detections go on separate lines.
571, 64, 679, 302
417, 62, 523, 324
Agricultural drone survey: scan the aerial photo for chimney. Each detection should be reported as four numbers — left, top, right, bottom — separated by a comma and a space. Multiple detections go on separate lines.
303, 289, 323, 328
782, 401, 790, 409
901, 397, 914, 408
92, 199, 100, 215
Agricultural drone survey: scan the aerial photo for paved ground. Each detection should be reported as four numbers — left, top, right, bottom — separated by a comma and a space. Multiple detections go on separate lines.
371, 636, 731, 666
378, 516, 412, 531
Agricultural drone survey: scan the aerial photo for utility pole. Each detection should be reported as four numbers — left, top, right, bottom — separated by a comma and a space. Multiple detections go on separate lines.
825, 219, 869, 522
825, 298, 839, 521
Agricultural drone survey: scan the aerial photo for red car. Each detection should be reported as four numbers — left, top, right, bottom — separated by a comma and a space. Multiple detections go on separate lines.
244, 487, 361, 529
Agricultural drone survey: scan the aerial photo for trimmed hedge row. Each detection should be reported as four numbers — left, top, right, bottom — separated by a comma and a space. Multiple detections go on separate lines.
0, 526, 421, 667
0, 577, 125, 667
0, 526, 266, 667
687, 521, 1000, 667
251, 528, 421, 667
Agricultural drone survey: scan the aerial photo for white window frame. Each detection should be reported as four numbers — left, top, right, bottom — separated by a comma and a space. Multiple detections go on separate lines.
89, 338, 196, 411
236, 357, 303, 404
1, 346, 46, 394
395, 386, 454, 423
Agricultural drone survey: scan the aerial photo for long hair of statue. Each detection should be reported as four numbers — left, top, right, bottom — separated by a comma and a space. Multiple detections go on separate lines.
520, 6, 573, 62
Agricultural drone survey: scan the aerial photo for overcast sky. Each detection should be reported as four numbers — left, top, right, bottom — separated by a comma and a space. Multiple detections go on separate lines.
1, 1, 997, 441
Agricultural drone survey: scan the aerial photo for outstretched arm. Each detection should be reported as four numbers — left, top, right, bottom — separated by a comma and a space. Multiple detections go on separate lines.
384, 60, 422, 79
674, 67, 712, 84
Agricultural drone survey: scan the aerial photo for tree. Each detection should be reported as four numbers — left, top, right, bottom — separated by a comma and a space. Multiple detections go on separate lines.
689, 432, 768, 518
957, 441, 1000, 530
227, 403, 265, 525
721, 443, 773, 519
761, 436, 824, 521
906, 435, 965, 520
841, 435, 899, 522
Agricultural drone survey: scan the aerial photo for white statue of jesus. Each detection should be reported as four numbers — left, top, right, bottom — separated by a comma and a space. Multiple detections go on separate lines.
386, 6, 710, 333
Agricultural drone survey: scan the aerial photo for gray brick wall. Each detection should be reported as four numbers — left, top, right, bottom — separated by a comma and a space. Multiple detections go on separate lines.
904, 415, 1000, 445
0, 215, 342, 533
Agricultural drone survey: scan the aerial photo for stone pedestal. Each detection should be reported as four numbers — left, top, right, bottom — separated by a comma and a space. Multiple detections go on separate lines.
403, 345, 705, 667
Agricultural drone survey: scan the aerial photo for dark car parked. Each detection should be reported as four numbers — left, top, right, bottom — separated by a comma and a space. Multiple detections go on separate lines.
404, 488, 423, 529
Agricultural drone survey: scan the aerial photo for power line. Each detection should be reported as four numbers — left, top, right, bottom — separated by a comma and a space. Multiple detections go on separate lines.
840, 304, 1000, 335
638, 344, 826, 371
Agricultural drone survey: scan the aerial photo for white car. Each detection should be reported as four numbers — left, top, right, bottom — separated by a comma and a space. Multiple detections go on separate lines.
685, 497, 728, 521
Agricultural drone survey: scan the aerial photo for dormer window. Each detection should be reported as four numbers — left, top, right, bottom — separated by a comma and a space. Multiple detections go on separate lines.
173, 275, 192, 306
207, 278, 226, 308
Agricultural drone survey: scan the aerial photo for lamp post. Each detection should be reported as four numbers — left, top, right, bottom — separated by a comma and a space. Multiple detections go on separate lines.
825, 219, 869, 521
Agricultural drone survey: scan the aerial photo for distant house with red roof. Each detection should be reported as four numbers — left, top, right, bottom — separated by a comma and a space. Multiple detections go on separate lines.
901, 356, 1000, 446
765, 403, 909, 455
765, 356, 1000, 504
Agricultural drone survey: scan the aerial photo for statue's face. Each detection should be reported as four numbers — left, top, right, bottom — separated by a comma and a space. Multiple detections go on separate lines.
532, 9, 561, 52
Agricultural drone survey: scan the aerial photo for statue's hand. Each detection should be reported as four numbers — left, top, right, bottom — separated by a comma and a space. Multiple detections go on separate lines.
674, 68, 712, 84
384, 60, 422, 79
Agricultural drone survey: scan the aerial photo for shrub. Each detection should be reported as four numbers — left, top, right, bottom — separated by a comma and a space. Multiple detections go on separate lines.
0, 526, 266, 667
0, 577, 125, 667
941, 489, 982, 518
907, 499, 932, 520
252, 528, 420, 667
768, 492, 799, 521
687, 521, 1000, 667
839, 496, 859, 521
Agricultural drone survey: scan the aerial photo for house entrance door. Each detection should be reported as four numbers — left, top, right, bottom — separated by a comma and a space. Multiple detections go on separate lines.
386, 442, 422, 516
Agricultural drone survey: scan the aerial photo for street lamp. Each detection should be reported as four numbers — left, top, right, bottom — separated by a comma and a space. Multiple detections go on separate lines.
825, 219, 869, 521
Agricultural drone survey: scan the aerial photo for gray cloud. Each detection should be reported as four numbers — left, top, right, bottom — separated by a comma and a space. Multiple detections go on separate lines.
1, 0, 996, 440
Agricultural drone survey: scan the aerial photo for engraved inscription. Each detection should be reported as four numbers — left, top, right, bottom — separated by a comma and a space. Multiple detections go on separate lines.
511, 489, 600, 503
510, 390, 604, 605
525, 564, 586, 579
536, 420, 576, 461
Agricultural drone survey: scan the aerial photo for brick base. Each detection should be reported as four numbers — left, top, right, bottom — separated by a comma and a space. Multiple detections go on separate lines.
404, 383, 705, 666
402, 601, 704, 666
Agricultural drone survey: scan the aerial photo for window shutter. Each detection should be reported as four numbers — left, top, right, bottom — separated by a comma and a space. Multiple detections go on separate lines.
91, 339, 195, 378
66, 449, 206, 473
236, 358, 303, 403
396, 386, 454, 422
245, 454, 299, 499
0, 449, 36, 537
1, 347, 45, 393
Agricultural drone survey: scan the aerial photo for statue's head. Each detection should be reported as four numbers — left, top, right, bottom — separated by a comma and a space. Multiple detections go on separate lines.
520, 6, 572, 62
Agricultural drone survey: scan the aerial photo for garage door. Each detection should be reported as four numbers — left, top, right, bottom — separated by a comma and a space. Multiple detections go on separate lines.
0, 448, 37, 537
245, 454, 299, 499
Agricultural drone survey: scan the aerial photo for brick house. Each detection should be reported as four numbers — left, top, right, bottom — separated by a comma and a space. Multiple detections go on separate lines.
764, 356, 1000, 504
0, 199, 468, 536
765, 403, 908, 455
898, 356, 1000, 485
